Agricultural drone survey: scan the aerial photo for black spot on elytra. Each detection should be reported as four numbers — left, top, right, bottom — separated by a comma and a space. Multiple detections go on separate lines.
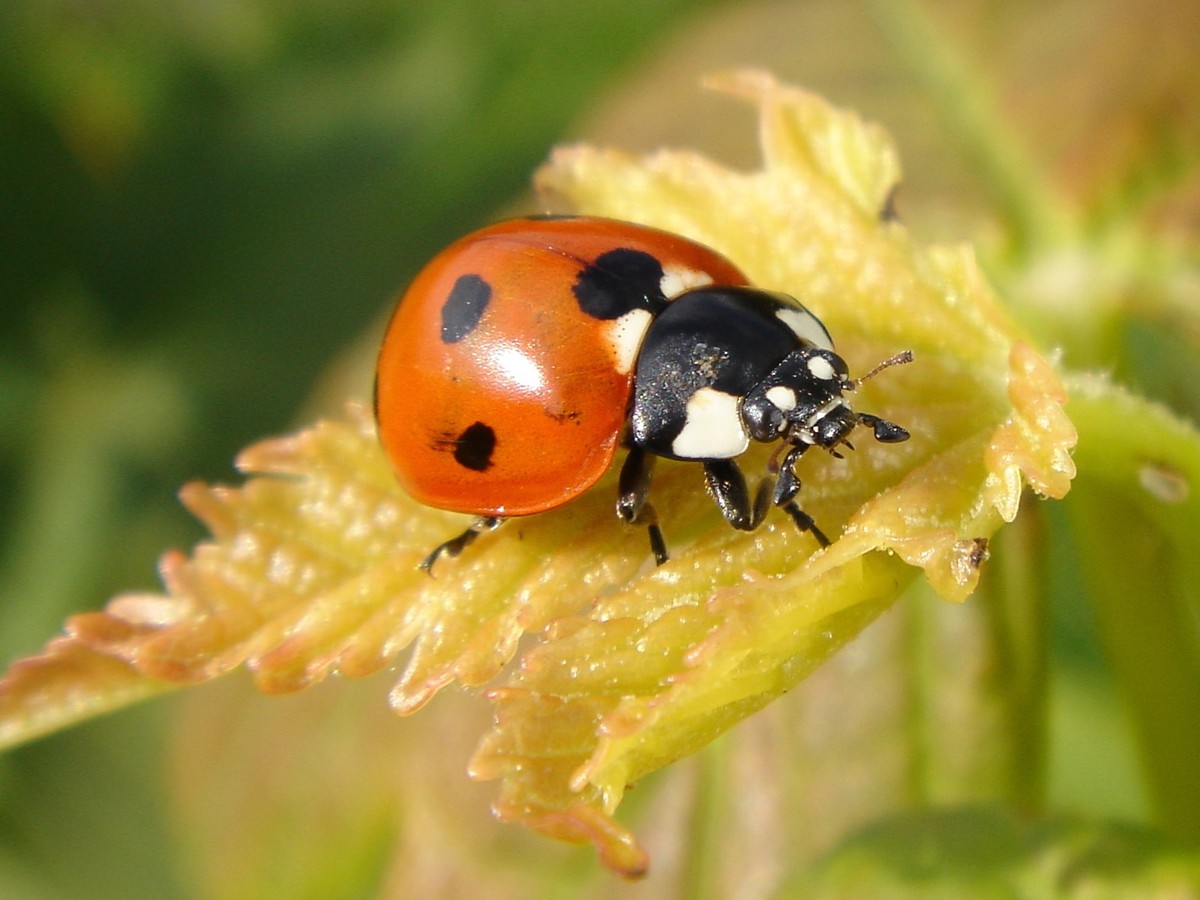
441, 274, 492, 343
451, 421, 496, 471
572, 248, 667, 320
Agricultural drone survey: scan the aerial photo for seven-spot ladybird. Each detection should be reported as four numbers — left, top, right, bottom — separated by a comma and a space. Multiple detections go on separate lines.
375, 215, 911, 571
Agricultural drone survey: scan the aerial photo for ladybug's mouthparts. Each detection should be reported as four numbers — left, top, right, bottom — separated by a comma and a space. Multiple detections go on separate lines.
789, 397, 855, 448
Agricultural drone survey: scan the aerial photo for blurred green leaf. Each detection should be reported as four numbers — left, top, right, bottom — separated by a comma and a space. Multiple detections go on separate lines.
1060, 377, 1200, 844
796, 806, 1200, 898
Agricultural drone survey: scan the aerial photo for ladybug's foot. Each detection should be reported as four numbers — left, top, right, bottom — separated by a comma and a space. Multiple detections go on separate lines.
780, 501, 831, 547
647, 522, 668, 566
621, 498, 669, 565
633, 504, 668, 566
420, 516, 504, 574
617, 446, 670, 565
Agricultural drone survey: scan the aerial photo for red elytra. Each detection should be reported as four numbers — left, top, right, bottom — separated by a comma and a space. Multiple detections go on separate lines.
374, 216, 748, 517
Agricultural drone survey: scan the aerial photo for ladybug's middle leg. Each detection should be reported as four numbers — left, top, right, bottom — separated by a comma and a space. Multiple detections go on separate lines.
617, 446, 668, 565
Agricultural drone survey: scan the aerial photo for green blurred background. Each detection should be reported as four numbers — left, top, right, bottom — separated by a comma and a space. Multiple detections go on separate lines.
0, 0, 735, 662
2, 0, 1197, 896
0, 3, 732, 895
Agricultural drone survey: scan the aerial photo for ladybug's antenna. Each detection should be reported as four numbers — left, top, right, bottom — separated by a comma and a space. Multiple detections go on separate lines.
853, 350, 914, 388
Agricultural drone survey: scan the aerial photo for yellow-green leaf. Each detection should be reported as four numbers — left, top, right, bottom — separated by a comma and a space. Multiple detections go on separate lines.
0, 71, 1075, 874
0, 637, 170, 750
469, 71, 1075, 871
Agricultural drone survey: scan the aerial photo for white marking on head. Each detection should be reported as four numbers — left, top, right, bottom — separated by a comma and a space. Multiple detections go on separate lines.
660, 265, 713, 300
601, 308, 654, 375
775, 304, 834, 351
806, 356, 837, 381
765, 385, 797, 412
671, 387, 749, 459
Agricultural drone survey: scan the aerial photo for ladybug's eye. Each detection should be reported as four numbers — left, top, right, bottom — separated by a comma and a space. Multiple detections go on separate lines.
742, 392, 787, 442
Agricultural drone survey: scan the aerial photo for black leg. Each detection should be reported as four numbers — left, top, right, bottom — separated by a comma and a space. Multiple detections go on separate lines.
703, 459, 770, 531
420, 516, 503, 573
645, 515, 668, 567
617, 447, 669, 565
772, 444, 807, 506
773, 444, 830, 546
617, 446, 653, 524
780, 501, 831, 547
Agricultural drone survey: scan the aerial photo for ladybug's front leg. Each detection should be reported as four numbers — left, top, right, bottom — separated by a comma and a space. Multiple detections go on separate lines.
702, 459, 772, 531
617, 446, 669, 565
773, 444, 831, 547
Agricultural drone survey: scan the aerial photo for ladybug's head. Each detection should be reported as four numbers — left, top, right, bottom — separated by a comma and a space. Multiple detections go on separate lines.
741, 348, 912, 454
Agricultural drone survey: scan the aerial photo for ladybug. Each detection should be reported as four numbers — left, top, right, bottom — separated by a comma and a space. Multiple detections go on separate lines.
375, 215, 911, 571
